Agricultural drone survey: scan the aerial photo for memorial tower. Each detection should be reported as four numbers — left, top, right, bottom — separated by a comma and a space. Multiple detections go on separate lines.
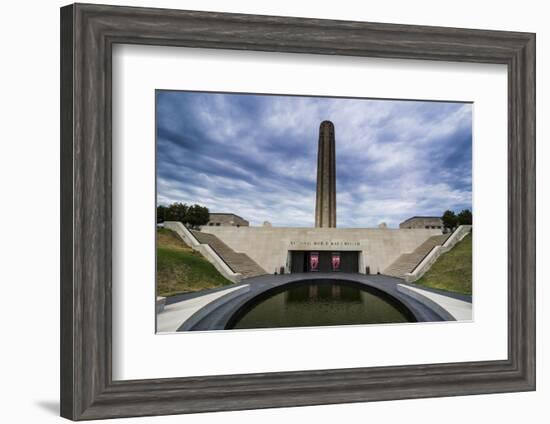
315, 120, 336, 228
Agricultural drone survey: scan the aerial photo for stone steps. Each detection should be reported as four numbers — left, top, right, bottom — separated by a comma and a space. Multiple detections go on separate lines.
190, 230, 267, 279
384, 234, 450, 278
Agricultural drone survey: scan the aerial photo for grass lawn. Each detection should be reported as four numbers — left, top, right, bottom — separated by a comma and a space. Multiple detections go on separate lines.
415, 233, 472, 295
157, 227, 233, 297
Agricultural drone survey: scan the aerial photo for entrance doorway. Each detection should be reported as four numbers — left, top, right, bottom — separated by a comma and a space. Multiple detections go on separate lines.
290, 251, 359, 273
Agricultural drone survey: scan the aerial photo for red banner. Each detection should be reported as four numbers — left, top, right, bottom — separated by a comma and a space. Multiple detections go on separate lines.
331, 253, 341, 271
309, 252, 319, 271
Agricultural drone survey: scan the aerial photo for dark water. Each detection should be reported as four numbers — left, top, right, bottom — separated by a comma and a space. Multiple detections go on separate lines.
227, 280, 415, 330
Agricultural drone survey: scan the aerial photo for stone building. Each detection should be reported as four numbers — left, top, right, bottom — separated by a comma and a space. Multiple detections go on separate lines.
399, 216, 443, 230
206, 213, 249, 227
201, 225, 441, 276
190, 122, 448, 276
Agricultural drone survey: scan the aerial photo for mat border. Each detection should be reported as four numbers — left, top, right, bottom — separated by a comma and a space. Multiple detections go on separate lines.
60, 3, 535, 420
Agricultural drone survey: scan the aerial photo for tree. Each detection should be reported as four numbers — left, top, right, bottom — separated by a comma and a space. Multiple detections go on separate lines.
441, 210, 458, 230
457, 209, 472, 225
156, 205, 167, 223
166, 202, 188, 223
183, 204, 210, 229
157, 202, 209, 228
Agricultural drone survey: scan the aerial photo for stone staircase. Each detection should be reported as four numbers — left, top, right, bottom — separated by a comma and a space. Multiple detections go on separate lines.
190, 230, 267, 279
383, 234, 450, 278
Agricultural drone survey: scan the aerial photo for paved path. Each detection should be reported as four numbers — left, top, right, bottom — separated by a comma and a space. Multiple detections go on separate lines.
397, 284, 472, 321
157, 273, 472, 332
157, 285, 248, 332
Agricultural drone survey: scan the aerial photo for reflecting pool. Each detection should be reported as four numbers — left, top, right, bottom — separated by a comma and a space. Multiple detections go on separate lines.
227, 279, 415, 330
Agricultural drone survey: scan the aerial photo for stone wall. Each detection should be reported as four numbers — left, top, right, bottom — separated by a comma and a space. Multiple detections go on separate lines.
200, 226, 441, 275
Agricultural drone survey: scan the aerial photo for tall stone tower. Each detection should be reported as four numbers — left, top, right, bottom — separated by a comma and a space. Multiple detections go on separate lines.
315, 120, 336, 228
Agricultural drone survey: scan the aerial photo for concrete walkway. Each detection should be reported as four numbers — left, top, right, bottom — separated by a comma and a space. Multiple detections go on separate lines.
157, 285, 248, 332
397, 284, 472, 321
157, 273, 472, 332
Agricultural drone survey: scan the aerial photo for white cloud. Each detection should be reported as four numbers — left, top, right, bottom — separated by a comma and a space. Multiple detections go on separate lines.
157, 92, 472, 228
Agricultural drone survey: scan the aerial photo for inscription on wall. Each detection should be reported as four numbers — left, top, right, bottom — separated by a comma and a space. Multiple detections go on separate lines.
289, 240, 362, 249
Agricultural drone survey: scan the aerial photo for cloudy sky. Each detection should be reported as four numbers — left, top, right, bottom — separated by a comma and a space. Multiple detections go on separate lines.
156, 90, 472, 228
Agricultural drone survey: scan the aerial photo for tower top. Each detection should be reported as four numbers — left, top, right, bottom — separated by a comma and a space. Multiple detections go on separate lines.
320, 120, 334, 129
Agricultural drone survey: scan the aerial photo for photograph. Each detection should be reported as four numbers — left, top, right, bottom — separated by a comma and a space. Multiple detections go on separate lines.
155, 90, 474, 332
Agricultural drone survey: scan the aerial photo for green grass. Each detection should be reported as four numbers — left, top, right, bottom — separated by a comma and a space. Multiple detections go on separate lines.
415, 233, 472, 295
157, 228, 232, 297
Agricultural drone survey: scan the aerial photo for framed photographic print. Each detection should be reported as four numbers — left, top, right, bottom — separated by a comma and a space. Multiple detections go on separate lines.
60, 3, 535, 420
154, 90, 473, 333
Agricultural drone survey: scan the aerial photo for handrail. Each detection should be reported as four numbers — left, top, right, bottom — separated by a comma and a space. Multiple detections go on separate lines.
410, 230, 454, 274
185, 226, 201, 245
410, 246, 437, 274
166, 222, 240, 276
201, 242, 238, 274
193, 230, 245, 274
442, 226, 459, 247
409, 226, 469, 277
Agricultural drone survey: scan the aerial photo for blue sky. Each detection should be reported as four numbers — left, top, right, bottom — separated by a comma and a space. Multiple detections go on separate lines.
156, 91, 472, 228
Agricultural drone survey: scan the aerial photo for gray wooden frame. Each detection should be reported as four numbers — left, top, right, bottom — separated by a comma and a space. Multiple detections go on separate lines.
60, 3, 536, 421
